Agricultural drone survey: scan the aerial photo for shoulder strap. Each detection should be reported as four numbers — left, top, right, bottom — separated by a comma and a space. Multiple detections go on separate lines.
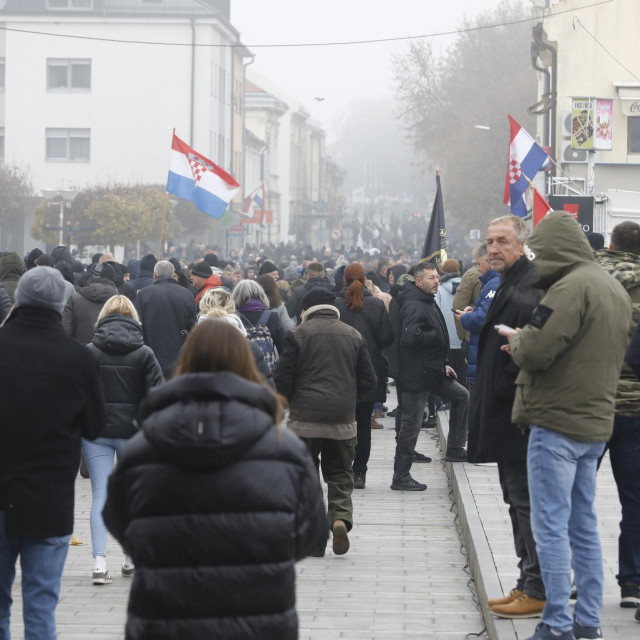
257, 309, 271, 326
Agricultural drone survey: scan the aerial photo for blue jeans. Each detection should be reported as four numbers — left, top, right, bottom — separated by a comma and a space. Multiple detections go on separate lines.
0, 512, 70, 640
81, 438, 128, 557
528, 425, 606, 631
608, 416, 640, 585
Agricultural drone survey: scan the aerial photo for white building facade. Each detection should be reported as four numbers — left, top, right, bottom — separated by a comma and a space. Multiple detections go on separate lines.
0, 0, 249, 249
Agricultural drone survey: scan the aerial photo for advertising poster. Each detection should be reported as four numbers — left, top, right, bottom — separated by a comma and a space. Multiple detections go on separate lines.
571, 97, 594, 149
594, 98, 613, 150
548, 195, 594, 232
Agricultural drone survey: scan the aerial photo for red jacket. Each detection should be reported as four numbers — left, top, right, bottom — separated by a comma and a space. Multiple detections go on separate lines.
194, 274, 223, 306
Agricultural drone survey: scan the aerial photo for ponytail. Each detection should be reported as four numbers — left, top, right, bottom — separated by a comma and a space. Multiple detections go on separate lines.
344, 263, 366, 311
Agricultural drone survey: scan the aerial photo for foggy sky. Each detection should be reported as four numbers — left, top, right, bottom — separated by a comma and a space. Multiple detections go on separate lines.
232, 0, 503, 139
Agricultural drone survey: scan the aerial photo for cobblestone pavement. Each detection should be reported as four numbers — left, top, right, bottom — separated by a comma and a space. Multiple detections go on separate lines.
466, 448, 639, 639
8, 397, 485, 639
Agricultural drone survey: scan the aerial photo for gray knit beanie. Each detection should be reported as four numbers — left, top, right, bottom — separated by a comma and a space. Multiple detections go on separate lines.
15, 266, 66, 315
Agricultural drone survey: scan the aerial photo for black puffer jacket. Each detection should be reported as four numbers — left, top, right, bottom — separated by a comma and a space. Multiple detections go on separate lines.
335, 287, 393, 403
103, 372, 327, 640
0, 283, 11, 322
87, 314, 163, 439
62, 278, 117, 344
397, 282, 450, 392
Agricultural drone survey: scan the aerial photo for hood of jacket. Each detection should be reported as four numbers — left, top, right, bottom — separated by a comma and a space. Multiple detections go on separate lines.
51, 246, 74, 267
595, 248, 640, 293
92, 314, 144, 354
139, 372, 277, 471
79, 279, 117, 302
301, 304, 340, 322
0, 252, 26, 279
525, 211, 594, 287
396, 281, 434, 307
438, 274, 461, 294
336, 285, 372, 299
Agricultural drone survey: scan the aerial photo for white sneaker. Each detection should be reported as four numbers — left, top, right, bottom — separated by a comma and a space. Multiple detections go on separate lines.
121, 563, 134, 577
92, 569, 112, 585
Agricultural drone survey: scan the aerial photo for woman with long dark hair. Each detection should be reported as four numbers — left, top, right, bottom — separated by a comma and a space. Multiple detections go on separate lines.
257, 273, 296, 331
334, 264, 393, 489
103, 320, 327, 640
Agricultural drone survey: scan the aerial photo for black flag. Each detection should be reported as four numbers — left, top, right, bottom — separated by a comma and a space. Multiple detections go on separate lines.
421, 170, 447, 268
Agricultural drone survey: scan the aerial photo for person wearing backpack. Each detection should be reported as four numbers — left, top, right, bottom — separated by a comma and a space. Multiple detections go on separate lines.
232, 279, 285, 367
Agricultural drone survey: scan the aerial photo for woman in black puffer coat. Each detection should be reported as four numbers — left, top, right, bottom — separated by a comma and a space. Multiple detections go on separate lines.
103, 319, 328, 640
83, 295, 163, 585
335, 263, 393, 489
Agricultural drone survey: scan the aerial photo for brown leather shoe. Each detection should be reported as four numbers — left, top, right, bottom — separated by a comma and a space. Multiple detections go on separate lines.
331, 520, 350, 555
491, 593, 545, 619
371, 418, 383, 429
487, 588, 523, 608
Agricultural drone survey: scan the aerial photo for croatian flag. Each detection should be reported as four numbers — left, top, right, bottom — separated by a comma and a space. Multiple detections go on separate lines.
503, 116, 549, 217
241, 189, 263, 218
167, 132, 239, 219
532, 187, 553, 228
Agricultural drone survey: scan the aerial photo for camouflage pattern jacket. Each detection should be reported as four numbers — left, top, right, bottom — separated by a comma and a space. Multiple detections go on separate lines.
596, 248, 640, 416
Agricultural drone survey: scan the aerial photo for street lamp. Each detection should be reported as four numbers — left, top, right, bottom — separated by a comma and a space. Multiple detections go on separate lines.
41, 189, 78, 246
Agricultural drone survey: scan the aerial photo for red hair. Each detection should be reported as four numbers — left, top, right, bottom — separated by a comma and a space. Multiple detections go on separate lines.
344, 263, 366, 311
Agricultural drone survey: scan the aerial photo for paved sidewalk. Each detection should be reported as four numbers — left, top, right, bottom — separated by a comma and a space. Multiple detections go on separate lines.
440, 411, 639, 640
8, 400, 484, 639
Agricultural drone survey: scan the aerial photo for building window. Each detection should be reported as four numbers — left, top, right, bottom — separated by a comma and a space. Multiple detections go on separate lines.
47, 0, 93, 8
629, 117, 640, 154
219, 68, 226, 104
47, 59, 91, 90
46, 128, 90, 161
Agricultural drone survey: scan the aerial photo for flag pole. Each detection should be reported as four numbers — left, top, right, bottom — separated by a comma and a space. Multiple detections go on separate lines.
158, 195, 169, 258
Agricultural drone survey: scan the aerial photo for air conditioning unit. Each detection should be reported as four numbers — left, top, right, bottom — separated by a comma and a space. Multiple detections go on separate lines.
561, 111, 572, 139
561, 140, 588, 163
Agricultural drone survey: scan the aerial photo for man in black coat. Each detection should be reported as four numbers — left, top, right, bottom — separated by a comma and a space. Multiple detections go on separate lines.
131, 253, 157, 291
135, 260, 197, 378
0, 267, 105, 639
468, 215, 546, 619
285, 262, 334, 322
391, 263, 470, 492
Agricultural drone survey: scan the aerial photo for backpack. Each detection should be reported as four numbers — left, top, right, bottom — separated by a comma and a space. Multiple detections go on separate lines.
240, 310, 279, 371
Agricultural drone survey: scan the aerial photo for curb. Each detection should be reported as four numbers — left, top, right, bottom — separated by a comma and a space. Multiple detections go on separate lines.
437, 411, 518, 640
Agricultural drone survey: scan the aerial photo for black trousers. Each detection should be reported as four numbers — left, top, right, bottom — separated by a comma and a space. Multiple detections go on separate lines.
353, 402, 375, 476
498, 460, 545, 599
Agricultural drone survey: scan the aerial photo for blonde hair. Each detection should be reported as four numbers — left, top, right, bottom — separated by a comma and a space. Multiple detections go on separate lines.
98, 295, 140, 323
198, 287, 235, 317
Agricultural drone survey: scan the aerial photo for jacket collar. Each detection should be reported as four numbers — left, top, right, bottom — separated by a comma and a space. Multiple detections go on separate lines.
479, 269, 499, 284
302, 304, 340, 323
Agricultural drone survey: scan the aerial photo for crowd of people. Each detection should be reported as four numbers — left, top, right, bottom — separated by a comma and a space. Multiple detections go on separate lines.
0, 213, 638, 640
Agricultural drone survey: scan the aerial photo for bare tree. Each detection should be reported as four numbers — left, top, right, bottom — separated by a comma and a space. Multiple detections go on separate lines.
393, 0, 538, 232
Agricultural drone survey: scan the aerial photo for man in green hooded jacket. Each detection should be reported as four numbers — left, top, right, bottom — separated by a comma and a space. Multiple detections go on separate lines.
501, 211, 631, 640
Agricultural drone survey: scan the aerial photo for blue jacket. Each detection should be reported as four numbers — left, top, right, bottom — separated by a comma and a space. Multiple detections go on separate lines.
461, 269, 500, 381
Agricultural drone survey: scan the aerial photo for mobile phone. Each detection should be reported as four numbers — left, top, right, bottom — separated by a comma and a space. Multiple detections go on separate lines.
494, 324, 517, 336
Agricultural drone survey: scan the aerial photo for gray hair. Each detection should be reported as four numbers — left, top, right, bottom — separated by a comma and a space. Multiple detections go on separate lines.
488, 215, 530, 245
154, 260, 175, 278
473, 241, 488, 259
231, 279, 269, 309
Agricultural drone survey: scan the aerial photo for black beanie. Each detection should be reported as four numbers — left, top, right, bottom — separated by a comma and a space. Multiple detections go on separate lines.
169, 257, 183, 275
93, 262, 116, 283
259, 259, 278, 275
301, 287, 336, 311
140, 253, 157, 273
191, 261, 213, 278
204, 253, 219, 268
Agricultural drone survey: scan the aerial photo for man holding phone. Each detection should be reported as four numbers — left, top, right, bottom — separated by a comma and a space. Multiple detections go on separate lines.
467, 215, 546, 619
391, 262, 470, 492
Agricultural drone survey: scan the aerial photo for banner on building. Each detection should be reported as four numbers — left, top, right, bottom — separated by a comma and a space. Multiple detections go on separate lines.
571, 97, 613, 151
